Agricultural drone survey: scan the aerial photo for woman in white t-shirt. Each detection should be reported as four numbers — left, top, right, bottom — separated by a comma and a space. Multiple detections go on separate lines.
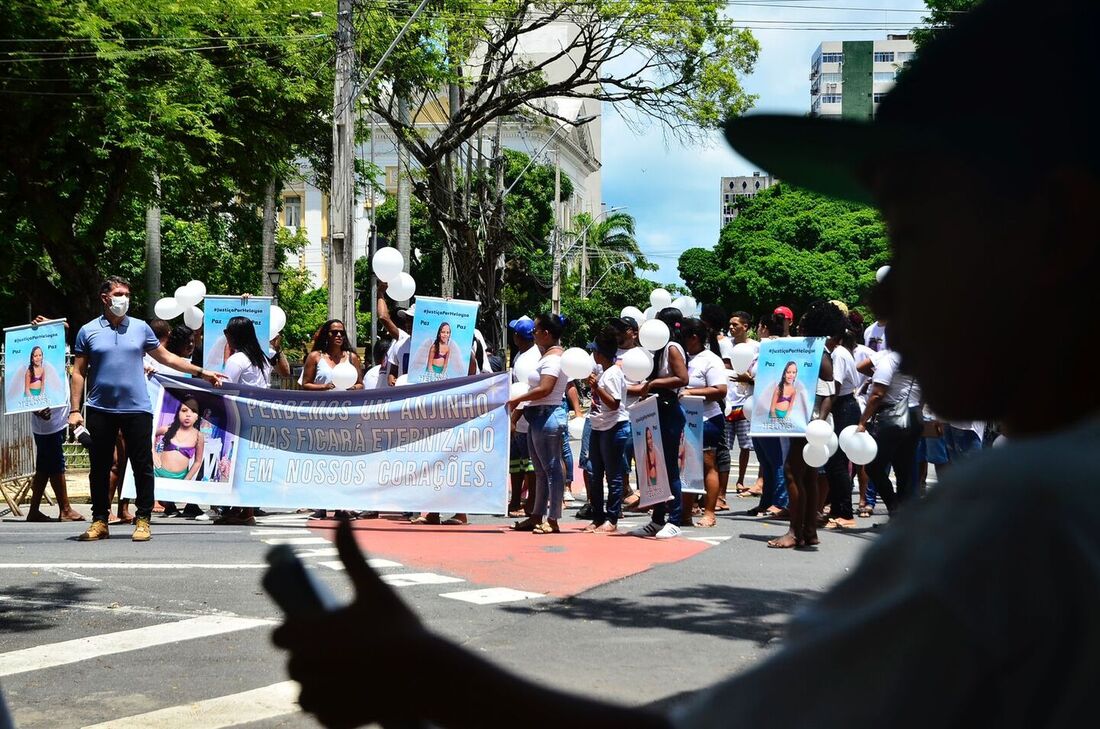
215, 316, 273, 526
584, 331, 630, 533
681, 318, 728, 528
507, 313, 570, 534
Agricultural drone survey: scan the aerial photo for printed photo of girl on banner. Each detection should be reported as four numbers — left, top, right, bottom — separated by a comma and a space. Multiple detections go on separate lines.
407, 297, 480, 383
750, 337, 826, 438
3, 319, 68, 415
628, 397, 673, 508
151, 384, 239, 497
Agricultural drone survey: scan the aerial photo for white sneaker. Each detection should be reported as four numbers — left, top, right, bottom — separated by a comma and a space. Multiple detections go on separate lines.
628, 521, 661, 537
563, 490, 576, 503
655, 523, 682, 539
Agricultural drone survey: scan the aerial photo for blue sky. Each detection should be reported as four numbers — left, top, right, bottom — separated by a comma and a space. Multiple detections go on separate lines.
602, 0, 929, 287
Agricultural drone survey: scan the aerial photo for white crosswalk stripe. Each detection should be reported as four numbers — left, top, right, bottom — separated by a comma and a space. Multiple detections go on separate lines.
381, 572, 465, 587
0, 615, 272, 678
440, 587, 543, 605
82, 681, 300, 729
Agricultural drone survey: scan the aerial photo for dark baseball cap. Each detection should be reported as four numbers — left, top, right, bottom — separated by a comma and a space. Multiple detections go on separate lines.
723, 0, 1095, 205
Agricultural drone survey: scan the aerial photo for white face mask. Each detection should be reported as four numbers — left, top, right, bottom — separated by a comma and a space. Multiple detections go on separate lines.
109, 295, 129, 317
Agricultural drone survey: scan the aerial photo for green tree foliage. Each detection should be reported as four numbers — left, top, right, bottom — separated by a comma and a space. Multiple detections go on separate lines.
678, 185, 889, 319
0, 0, 333, 325
559, 269, 668, 349
913, 0, 982, 48
569, 210, 651, 283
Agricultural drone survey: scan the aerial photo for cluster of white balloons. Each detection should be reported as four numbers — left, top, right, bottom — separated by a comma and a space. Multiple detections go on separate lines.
373, 247, 417, 301
802, 419, 840, 467
839, 424, 878, 465
155, 280, 207, 329
621, 289, 698, 328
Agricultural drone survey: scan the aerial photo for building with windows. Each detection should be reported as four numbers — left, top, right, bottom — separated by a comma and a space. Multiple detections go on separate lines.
721, 172, 776, 227
810, 35, 916, 119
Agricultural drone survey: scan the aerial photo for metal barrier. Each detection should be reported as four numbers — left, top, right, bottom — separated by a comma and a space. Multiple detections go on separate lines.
0, 368, 36, 516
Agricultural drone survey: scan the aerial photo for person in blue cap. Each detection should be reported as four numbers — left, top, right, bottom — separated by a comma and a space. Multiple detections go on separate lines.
273, 2, 1100, 724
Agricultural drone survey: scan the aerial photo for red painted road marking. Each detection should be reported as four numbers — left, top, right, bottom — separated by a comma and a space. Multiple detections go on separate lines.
309, 519, 709, 598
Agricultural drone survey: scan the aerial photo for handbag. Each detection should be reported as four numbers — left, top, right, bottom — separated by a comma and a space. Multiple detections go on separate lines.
872, 378, 917, 435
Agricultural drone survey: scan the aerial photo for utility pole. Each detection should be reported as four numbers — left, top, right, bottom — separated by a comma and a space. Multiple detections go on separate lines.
144, 172, 161, 316
441, 81, 460, 298
395, 95, 412, 307
580, 224, 587, 299
369, 114, 378, 346
550, 147, 561, 315
328, 0, 356, 344
261, 178, 278, 296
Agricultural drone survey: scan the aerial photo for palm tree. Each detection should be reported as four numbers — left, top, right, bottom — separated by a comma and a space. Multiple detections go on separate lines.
569, 210, 652, 293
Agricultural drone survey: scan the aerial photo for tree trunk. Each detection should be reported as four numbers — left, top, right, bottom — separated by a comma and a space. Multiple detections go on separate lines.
145, 171, 162, 315
261, 177, 278, 296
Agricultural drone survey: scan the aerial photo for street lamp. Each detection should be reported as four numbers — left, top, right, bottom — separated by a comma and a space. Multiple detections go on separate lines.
266, 270, 283, 306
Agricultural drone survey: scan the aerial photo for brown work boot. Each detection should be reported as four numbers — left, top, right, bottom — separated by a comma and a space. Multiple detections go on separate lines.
131, 517, 152, 542
78, 520, 110, 541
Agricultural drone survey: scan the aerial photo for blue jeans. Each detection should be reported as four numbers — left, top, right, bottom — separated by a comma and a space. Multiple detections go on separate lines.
527, 405, 567, 520
561, 402, 574, 485
589, 422, 630, 524
579, 417, 593, 479
651, 400, 685, 527
752, 436, 789, 510
944, 425, 982, 463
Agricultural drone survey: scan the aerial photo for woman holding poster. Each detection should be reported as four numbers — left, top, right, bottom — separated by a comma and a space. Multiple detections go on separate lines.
508, 313, 570, 535
681, 318, 728, 528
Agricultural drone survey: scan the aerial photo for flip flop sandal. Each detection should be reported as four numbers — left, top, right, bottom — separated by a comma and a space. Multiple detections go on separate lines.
533, 523, 560, 534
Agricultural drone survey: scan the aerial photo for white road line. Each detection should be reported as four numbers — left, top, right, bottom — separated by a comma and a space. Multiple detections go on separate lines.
294, 547, 340, 559
316, 558, 403, 571
82, 680, 299, 728
0, 615, 272, 677
0, 563, 266, 570
43, 567, 102, 583
250, 528, 311, 536
688, 536, 732, 546
260, 537, 330, 546
440, 587, 543, 605
0, 596, 245, 620
380, 573, 464, 587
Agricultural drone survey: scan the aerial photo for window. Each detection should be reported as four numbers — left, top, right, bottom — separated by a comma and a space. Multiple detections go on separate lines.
385, 165, 399, 190
742, 181, 748, 189
874, 93, 888, 103
283, 195, 302, 228
896, 51, 915, 64
821, 52, 844, 63
820, 72, 842, 84
873, 51, 895, 63
873, 71, 896, 83
822, 94, 842, 104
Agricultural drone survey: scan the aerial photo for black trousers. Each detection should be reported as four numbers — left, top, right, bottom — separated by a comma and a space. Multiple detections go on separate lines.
824, 394, 861, 520
86, 407, 155, 522
865, 407, 922, 514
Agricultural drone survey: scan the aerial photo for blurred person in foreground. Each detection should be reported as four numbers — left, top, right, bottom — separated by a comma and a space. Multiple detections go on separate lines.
273, 1, 1100, 725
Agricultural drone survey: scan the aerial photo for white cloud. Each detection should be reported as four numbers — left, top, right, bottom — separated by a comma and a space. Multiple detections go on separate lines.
603, 0, 928, 288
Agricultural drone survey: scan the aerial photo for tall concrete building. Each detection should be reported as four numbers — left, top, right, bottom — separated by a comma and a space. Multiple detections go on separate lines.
721, 172, 776, 228
810, 35, 916, 119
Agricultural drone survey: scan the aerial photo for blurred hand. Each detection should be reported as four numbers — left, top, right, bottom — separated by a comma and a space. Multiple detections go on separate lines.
273, 521, 431, 728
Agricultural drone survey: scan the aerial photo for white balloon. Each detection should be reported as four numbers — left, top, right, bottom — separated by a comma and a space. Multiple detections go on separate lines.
174, 285, 200, 308
186, 280, 207, 301
805, 418, 833, 446
729, 342, 756, 373
561, 347, 595, 380
526, 369, 542, 388
844, 431, 879, 465
373, 247, 405, 283
993, 434, 1007, 448
620, 306, 645, 324
330, 362, 358, 390
621, 347, 654, 382
270, 305, 287, 336
807, 449, 833, 472
673, 296, 696, 317
387, 272, 417, 301
509, 382, 530, 399
568, 416, 585, 440
638, 319, 670, 351
395, 374, 410, 387
824, 432, 839, 457
876, 265, 891, 283
649, 288, 672, 310
643, 306, 657, 321
803, 442, 830, 468
838, 424, 860, 454
183, 306, 204, 329
154, 297, 184, 320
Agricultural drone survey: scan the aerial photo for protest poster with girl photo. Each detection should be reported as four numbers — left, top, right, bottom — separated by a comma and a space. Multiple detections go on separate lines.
749, 337, 826, 438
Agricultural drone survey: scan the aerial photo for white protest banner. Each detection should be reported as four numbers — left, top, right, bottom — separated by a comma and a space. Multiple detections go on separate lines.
124, 372, 510, 513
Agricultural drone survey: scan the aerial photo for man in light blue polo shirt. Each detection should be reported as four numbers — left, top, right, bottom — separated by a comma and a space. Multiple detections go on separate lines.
69, 275, 224, 542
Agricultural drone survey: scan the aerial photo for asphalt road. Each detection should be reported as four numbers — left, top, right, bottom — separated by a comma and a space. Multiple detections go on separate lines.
0, 489, 888, 728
